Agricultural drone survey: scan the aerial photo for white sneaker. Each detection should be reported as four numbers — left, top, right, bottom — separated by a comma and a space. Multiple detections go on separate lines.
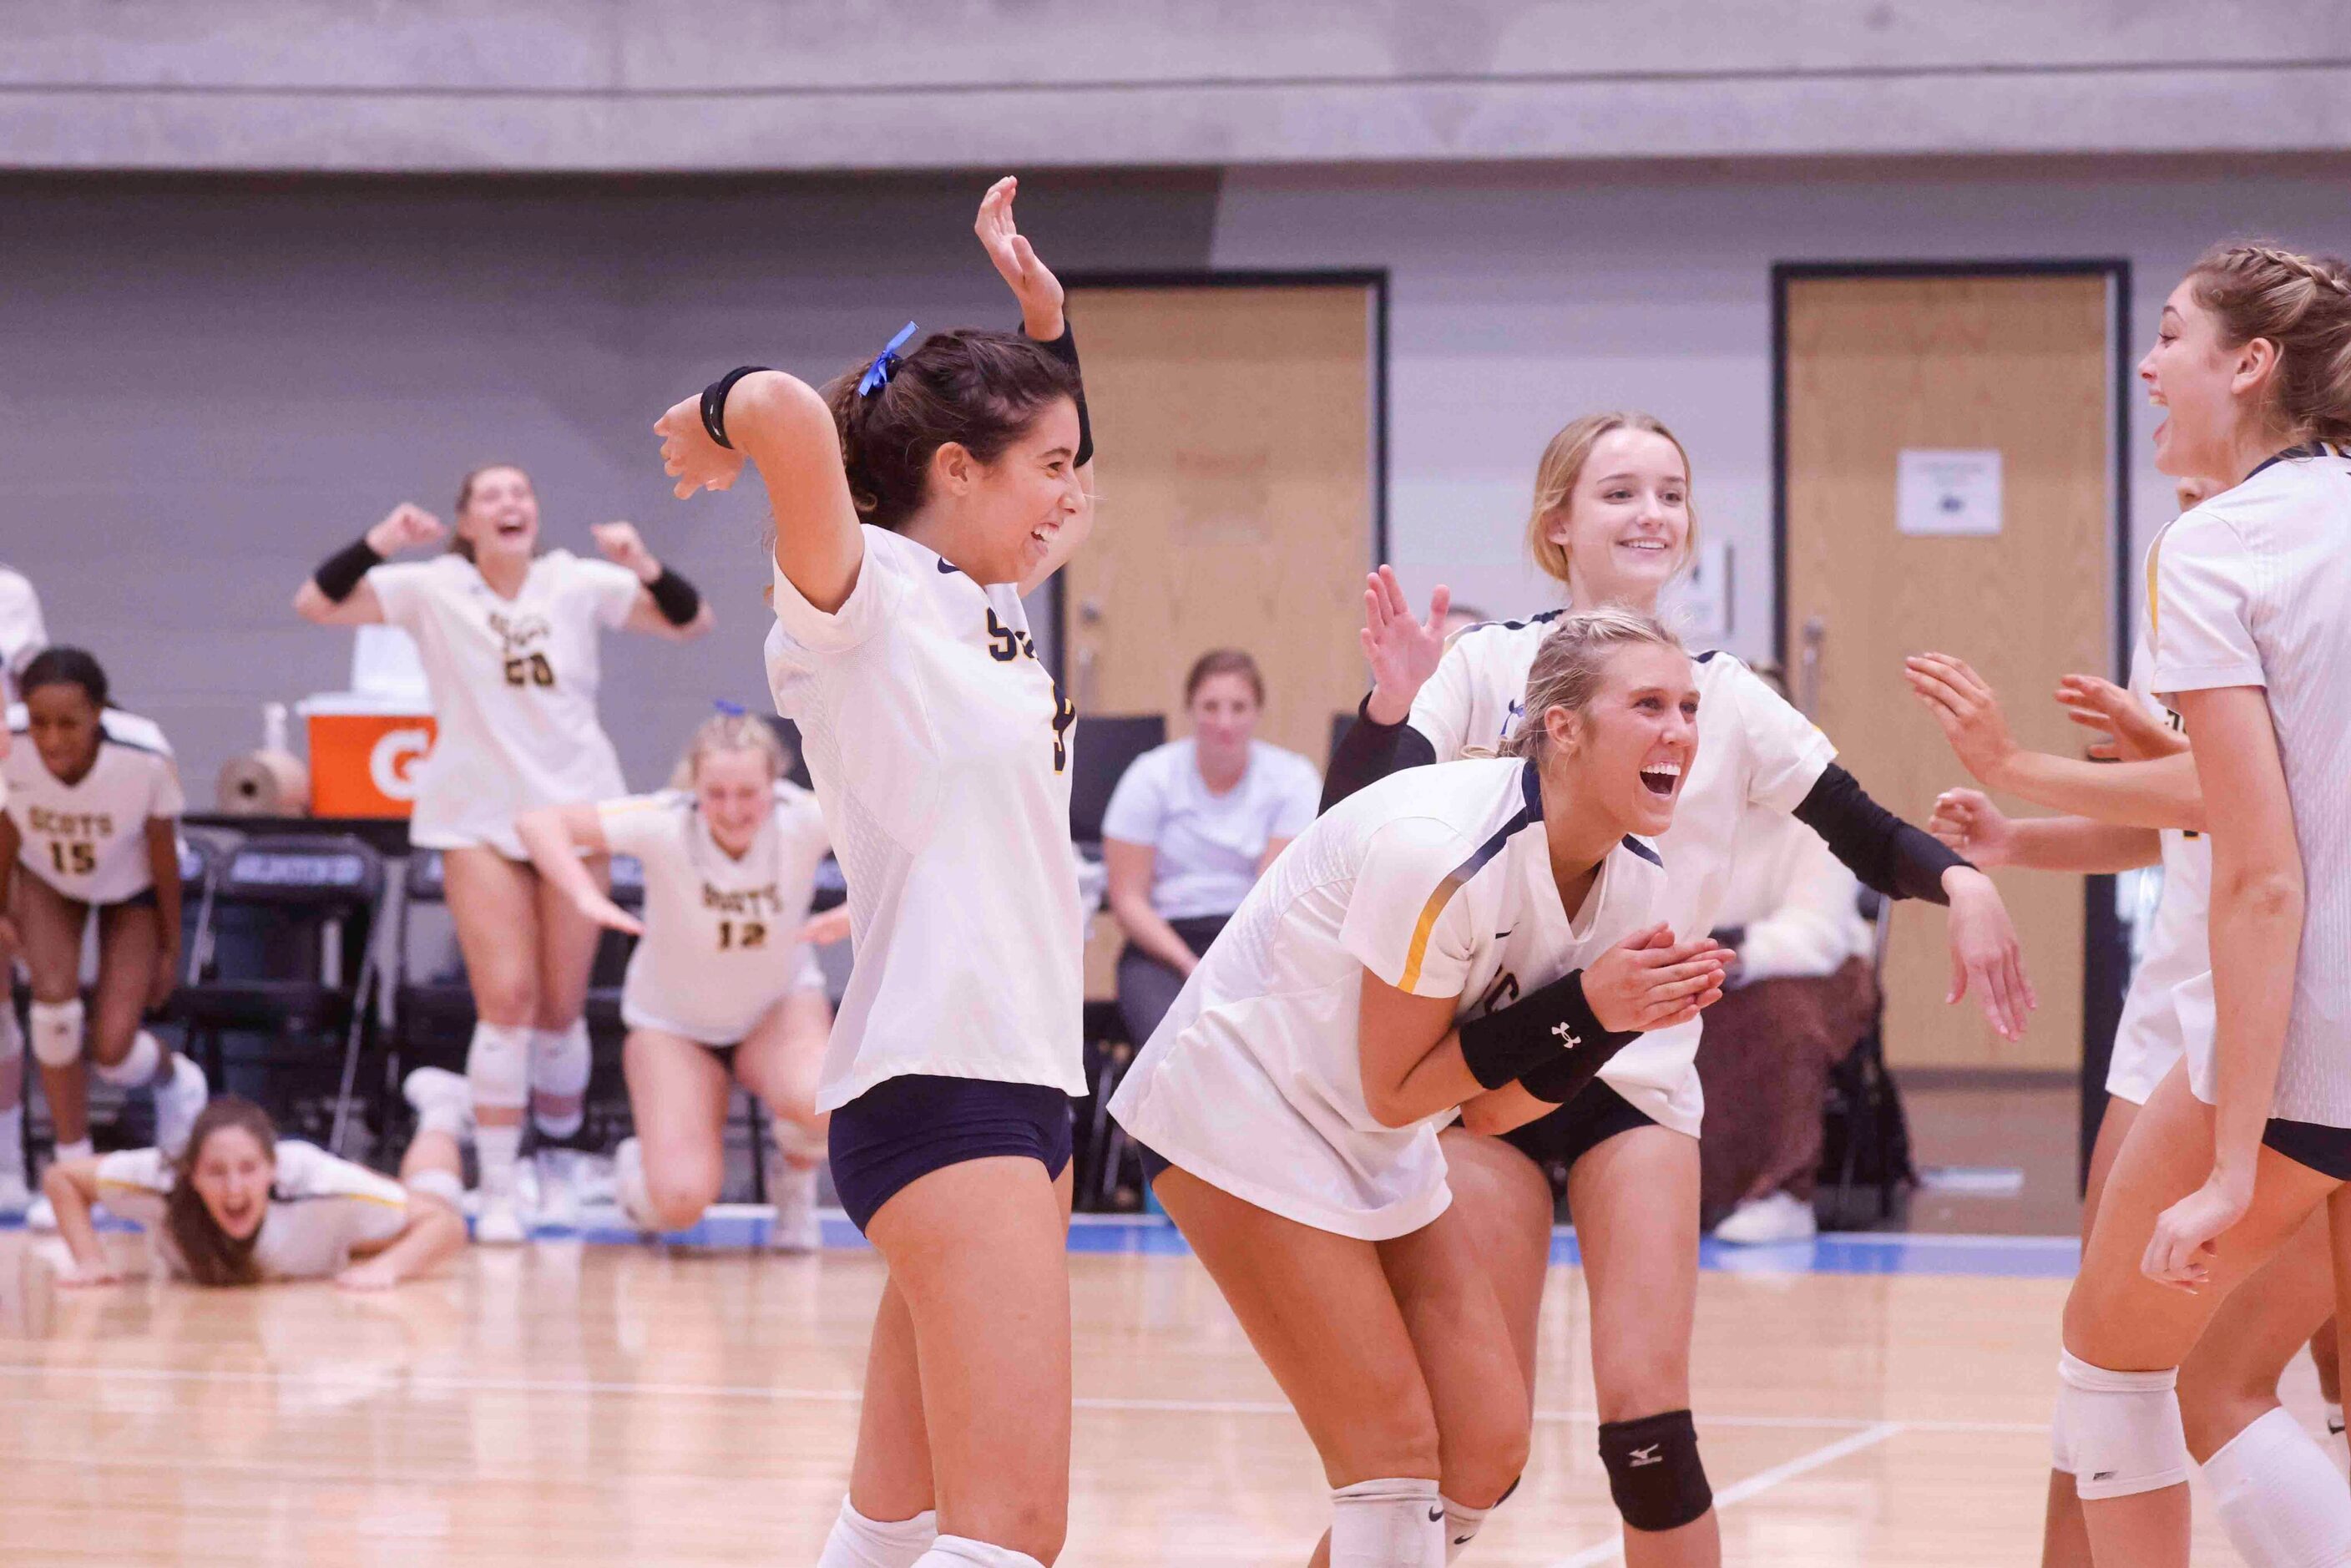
1712, 1191, 1818, 1246
533, 1147, 580, 1230
0, 1166, 31, 1218
24, 1193, 57, 1232
767, 1157, 822, 1252
153, 1055, 210, 1158
402, 1066, 473, 1137
474, 1188, 526, 1246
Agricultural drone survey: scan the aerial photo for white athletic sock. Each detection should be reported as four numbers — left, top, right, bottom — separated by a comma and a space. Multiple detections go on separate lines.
468, 1023, 531, 1194
529, 1021, 590, 1141
1331, 1477, 1445, 1568
53, 1137, 93, 1164
2326, 1403, 2348, 1478
816, 1496, 938, 1568
1440, 1495, 1491, 1562
2205, 1406, 2351, 1567
910, 1539, 1044, 1567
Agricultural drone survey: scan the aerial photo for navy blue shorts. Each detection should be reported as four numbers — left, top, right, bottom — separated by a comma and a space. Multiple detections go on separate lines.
828, 1074, 1073, 1233
1499, 1080, 1661, 1204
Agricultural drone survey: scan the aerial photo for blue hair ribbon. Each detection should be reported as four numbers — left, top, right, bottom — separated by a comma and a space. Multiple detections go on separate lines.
713, 698, 747, 717
857, 321, 919, 397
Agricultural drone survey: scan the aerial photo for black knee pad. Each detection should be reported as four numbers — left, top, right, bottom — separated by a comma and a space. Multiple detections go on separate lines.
1597, 1409, 1711, 1532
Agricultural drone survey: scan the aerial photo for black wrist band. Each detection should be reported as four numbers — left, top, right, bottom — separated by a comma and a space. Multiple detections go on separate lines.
1027, 323, 1094, 468
1458, 968, 1637, 1094
645, 565, 702, 627
700, 366, 771, 451
1355, 692, 1407, 732
313, 536, 384, 603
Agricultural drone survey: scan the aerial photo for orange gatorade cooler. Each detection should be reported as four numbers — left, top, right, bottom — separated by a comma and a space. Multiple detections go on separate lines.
300, 695, 437, 818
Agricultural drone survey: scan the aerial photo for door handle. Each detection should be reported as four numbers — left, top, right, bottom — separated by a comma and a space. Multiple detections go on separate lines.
1797, 615, 1826, 721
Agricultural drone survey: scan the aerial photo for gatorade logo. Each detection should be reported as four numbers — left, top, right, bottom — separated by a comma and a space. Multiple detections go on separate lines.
369, 726, 435, 802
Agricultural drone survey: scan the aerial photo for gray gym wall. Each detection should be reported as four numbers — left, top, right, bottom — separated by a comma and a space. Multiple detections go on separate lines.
6, 3, 2349, 790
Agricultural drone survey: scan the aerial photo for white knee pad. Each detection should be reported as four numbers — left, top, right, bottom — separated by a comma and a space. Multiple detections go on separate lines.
2058, 1350, 2192, 1500
467, 1022, 532, 1112
910, 1539, 1044, 1568
529, 1021, 591, 1138
28, 999, 84, 1068
816, 1496, 938, 1568
92, 1029, 162, 1089
2204, 1405, 2351, 1568
1331, 1476, 1446, 1568
405, 1167, 465, 1212
772, 1113, 827, 1164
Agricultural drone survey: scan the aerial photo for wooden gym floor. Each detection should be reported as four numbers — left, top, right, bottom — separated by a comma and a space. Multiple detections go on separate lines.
0, 1216, 2281, 1565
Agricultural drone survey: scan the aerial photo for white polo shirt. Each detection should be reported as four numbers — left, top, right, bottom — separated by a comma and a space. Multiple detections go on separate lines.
765, 526, 1085, 1111
2152, 445, 2351, 1126
369, 551, 640, 857
1111, 757, 1669, 1239
1408, 618, 1835, 1134
4, 706, 185, 904
1101, 738, 1321, 919
596, 782, 833, 1045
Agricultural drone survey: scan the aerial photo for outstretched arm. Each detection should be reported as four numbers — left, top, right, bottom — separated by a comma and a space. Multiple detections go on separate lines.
658, 371, 864, 614
978, 176, 1097, 595
1928, 789, 2161, 874
293, 503, 445, 626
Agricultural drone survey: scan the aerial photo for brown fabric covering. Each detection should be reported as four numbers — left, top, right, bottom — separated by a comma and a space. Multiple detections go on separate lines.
1693, 955, 1878, 1227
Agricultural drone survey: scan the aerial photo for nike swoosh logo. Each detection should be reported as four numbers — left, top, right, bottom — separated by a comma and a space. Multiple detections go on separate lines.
1427, 1506, 1444, 1522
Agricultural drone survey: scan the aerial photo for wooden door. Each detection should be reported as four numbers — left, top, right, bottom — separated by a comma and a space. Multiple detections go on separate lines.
1782, 271, 2113, 1070
1060, 283, 1376, 761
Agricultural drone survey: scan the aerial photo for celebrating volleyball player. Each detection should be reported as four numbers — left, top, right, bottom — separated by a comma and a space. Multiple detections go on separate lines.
655, 175, 1093, 1568
43, 1075, 472, 1289
0, 648, 206, 1218
516, 711, 834, 1249
1324, 413, 2031, 1564
1114, 612, 1728, 1568
2045, 243, 2351, 1568
294, 468, 714, 1242
1917, 632, 2350, 1567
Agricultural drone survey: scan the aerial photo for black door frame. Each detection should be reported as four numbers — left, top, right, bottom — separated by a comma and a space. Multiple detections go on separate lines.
1769, 259, 2136, 1185
1047, 268, 1392, 689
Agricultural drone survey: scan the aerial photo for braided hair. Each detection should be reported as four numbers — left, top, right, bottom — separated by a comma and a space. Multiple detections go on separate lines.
2189, 242, 2351, 443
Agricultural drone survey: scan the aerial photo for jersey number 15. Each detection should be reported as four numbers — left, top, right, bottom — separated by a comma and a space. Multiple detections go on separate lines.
50, 841, 97, 877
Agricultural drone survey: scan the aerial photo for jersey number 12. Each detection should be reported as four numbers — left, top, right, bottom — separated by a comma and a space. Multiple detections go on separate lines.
503, 654, 555, 688
717, 920, 767, 950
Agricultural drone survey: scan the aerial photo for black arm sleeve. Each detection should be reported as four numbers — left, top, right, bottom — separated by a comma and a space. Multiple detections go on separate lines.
644, 565, 702, 627
1032, 325, 1094, 468
311, 536, 383, 603
1791, 762, 1970, 905
1320, 697, 1439, 814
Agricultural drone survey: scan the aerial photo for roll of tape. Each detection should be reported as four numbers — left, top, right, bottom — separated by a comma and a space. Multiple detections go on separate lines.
215, 750, 311, 816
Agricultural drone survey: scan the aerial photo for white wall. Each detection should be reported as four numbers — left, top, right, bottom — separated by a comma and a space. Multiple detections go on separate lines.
1212, 158, 2351, 665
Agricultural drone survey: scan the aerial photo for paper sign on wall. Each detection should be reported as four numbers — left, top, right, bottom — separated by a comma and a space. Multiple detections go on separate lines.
1671, 540, 1732, 641
1897, 448, 2003, 537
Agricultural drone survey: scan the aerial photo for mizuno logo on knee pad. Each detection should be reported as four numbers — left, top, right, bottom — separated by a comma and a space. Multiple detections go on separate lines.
1630, 1446, 1662, 1465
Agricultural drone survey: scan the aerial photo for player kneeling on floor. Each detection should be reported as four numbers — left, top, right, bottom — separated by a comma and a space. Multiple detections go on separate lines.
1111, 611, 1730, 1566
41, 1083, 472, 1289
517, 710, 835, 1249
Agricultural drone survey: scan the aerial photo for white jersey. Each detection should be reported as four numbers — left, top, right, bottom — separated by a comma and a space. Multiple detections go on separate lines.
765, 527, 1084, 1111
94, 1141, 408, 1282
596, 782, 833, 1045
2103, 635, 2213, 1105
0, 566, 45, 709
4, 706, 185, 904
1407, 617, 1835, 1134
2152, 445, 2351, 1126
368, 551, 640, 858
1111, 757, 1670, 1239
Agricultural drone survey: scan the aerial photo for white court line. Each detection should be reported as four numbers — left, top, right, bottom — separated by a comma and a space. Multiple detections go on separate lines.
1543, 1422, 1908, 1568
0, 1362, 2045, 1433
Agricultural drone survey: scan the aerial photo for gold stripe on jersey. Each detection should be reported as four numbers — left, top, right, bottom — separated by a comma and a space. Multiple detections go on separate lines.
1397, 822, 1520, 994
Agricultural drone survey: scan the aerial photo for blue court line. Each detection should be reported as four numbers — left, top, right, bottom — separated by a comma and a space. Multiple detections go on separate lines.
2, 1209, 2084, 1279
